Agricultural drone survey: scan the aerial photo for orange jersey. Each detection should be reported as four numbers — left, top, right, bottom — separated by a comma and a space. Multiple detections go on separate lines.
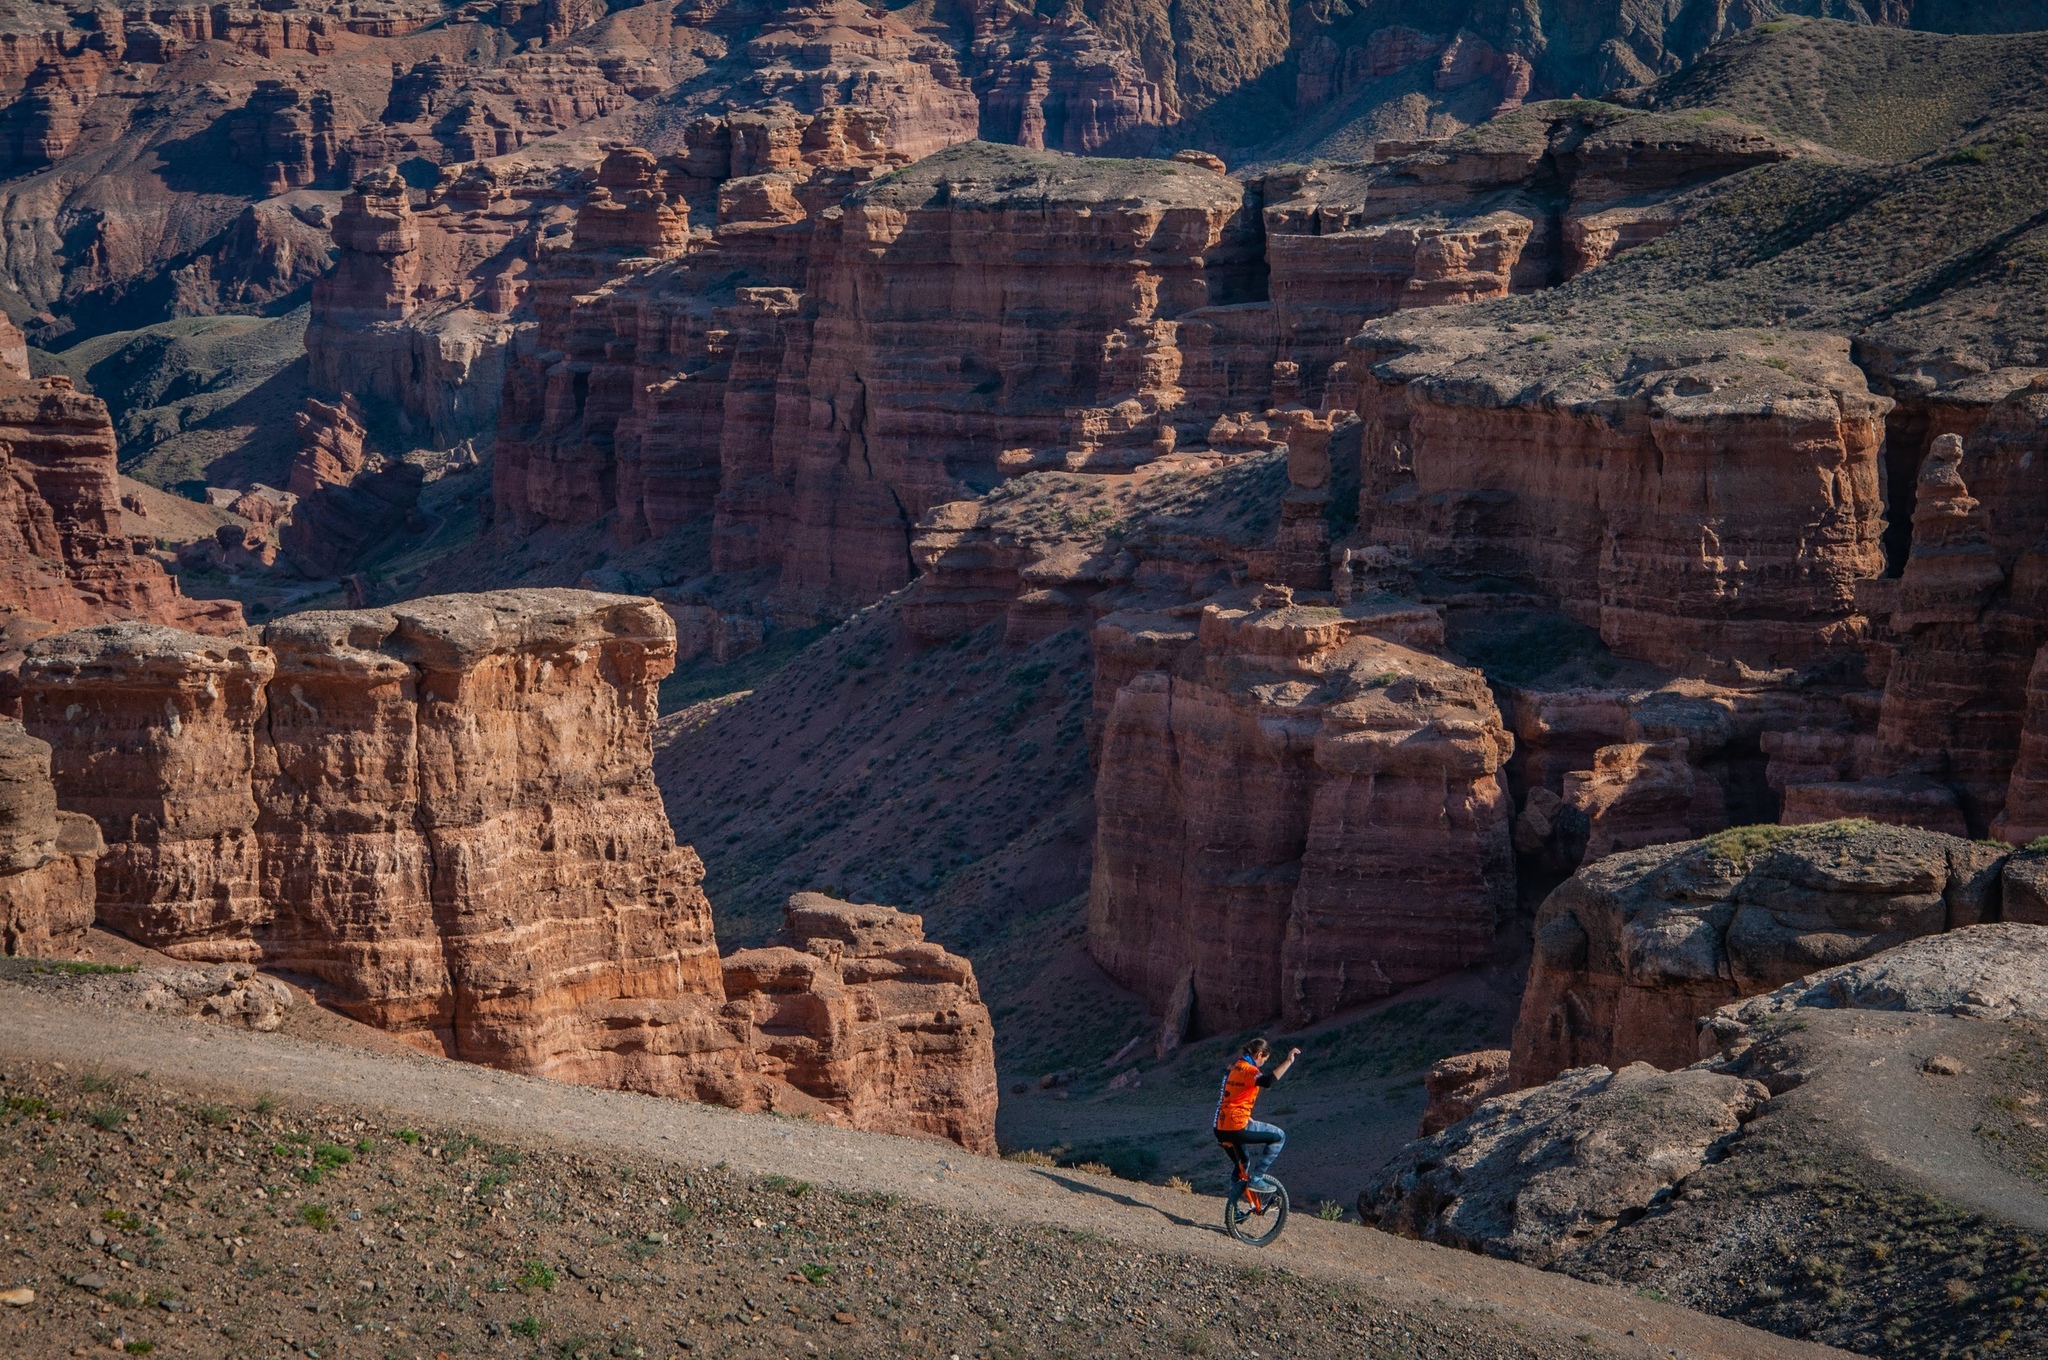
1213, 1055, 1271, 1131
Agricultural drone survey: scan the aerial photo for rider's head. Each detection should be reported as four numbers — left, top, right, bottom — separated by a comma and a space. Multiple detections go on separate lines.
1244, 1037, 1271, 1066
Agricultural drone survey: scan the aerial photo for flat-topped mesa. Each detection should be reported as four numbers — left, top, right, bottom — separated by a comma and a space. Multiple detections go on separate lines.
1088, 589, 1514, 1036
754, 142, 1265, 612
1248, 103, 1798, 409
1349, 324, 1889, 676
0, 373, 242, 636
15, 591, 994, 1150
18, 592, 731, 1083
1509, 821, 2008, 1088
0, 718, 101, 956
722, 893, 998, 1152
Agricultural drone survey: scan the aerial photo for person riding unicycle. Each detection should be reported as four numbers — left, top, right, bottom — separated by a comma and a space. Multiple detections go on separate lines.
1213, 1038, 1298, 1192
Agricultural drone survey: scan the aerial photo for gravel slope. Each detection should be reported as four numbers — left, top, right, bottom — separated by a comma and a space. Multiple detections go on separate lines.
0, 982, 1839, 1360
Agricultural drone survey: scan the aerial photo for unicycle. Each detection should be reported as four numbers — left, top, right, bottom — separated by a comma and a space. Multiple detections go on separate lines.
1224, 1174, 1289, 1246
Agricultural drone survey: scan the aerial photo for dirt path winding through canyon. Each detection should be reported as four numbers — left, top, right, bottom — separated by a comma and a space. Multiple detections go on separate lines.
0, 985, 1836, 1360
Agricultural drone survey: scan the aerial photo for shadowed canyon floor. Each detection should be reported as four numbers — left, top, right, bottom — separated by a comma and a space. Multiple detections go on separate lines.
0, 977, 1839, 1360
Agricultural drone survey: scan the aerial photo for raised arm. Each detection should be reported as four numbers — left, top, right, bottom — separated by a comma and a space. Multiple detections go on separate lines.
1272, 1047, 1300, 1080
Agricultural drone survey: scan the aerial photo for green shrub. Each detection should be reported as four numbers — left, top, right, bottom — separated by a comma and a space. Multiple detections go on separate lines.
85, 1106, 128, 1131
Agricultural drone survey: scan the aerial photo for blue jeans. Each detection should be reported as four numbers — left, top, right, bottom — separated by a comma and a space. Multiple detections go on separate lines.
1218, 1120, 1285, 1179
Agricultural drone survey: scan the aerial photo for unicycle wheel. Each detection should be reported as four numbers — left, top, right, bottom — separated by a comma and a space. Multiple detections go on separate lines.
1223, 1178, 1289, 1246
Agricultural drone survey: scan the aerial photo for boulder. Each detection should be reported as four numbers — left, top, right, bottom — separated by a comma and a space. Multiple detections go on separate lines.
1509, 821, 2004, 1087
721, 894, 998, 1153
1419, 1049, 1511, 1135
62, 963, 293, 1032
1362, 1060, 1768, 1265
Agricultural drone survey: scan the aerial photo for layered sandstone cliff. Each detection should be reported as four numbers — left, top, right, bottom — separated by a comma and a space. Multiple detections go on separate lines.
724, 894, 998, 1152
0, 370, 242, 635
495, 139, 1267, 614
1348, 324, 1889, 677
16, 589, 995, 1149
0, 718, 101, 956
19, 591, 734, 1081
1088, 590, 1513, 1035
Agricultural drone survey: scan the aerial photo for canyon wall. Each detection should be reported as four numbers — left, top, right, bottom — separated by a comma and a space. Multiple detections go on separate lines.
491, 140, 1268, 614
0, 717, 101, 956
1348, 324, 1890, 677
1088, 592, 1514, 1034
0, 364, 243, 635
478, 105, 1792, 618
15, 589, 995, 1149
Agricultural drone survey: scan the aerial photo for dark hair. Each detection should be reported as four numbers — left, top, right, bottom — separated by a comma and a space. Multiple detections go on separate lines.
1245, 1037, 1270, 1058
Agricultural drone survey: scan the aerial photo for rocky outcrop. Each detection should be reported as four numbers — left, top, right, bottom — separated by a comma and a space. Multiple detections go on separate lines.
278, 396, 423, 578
1363, 1060, 1768, 1265
18, 592, 728, 1078
1700, 920, 2048, 1059
1088, 590, 1514, 1035
1419, 1048, 1510, 1136
0, 718, 101, 957
1349, 325, 1889, 676
15, 590, 996, 1151
0, 374, 242, 635
1365, 921, 2048, 1348
54, 962, 294, 1031
1509, 821, 2007, 1088
1255, 105, 1796, 407
722, 894, 998, 1152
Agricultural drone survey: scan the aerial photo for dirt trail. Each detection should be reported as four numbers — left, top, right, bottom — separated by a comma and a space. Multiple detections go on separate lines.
0, 984, 1837, 1360
1792, 1011, 2048, 1235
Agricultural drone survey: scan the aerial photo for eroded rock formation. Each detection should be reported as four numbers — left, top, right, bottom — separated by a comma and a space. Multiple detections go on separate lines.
278, 395, 424, 577
1349, 325, 1889, 676
1364, 1060, 1768, 1265
723, 894, 998, 1152
0, 373, 242, 635
16, 590, 996, 1150
1088, 591, 1514, 1035
0, 718, 101, 957
1509, 821, 2007, 1088
495, 140, 1266, 614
